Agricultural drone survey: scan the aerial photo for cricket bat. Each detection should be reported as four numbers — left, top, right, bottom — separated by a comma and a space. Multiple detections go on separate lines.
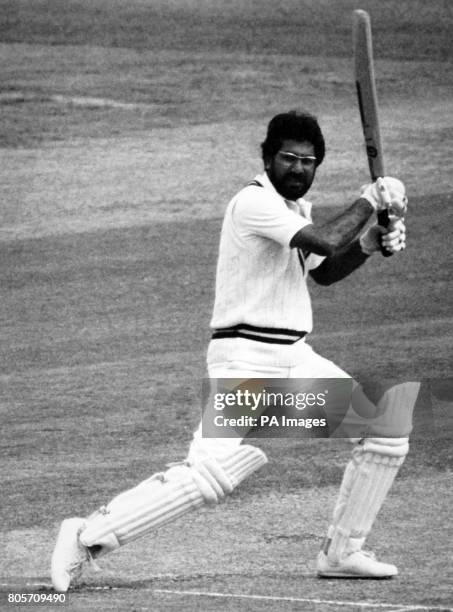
353, 9, 392, 256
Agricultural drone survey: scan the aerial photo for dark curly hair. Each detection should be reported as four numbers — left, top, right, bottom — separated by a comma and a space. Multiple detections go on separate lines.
261, 110, 325, 167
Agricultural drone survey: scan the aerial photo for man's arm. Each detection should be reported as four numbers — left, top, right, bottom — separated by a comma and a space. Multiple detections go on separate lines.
290, 198, 374, 257
309, 240, 369, 286
290, 177, 407, 257
309, 218, 407, 286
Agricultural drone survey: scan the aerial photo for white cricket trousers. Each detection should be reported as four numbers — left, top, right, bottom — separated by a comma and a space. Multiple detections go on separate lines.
188, 337, 351, 462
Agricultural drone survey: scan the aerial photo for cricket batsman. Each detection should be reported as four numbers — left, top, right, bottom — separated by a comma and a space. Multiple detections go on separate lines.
51, 111, 420, 590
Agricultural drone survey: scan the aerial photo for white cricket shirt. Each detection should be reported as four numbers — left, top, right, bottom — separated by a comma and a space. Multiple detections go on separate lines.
210, 172, 324, 335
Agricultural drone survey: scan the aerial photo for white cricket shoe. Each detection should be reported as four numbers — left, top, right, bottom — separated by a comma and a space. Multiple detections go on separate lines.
51, 517, 90, 592
317, 550, 398, 579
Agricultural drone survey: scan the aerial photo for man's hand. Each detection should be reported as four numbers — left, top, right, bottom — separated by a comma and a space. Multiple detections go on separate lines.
360, 177, 408, 217
359, 218, 406, 255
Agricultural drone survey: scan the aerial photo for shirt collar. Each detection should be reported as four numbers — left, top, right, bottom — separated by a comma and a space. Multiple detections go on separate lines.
255, 171, 280, 196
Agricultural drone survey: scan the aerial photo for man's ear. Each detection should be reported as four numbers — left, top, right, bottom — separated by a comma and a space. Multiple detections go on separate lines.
263, 156, 271, 171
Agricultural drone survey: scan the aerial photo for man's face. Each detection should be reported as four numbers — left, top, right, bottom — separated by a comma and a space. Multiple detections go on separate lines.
266, 139, 317, 200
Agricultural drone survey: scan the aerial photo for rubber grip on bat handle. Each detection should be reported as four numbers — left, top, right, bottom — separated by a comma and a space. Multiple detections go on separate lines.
377, 209, 393, 257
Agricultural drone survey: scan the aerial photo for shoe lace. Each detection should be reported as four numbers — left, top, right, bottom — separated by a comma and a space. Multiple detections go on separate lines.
360, 550, 377, 560
68, 544, 101, 576
68, 557, 84, 575
68, 529, 99, 576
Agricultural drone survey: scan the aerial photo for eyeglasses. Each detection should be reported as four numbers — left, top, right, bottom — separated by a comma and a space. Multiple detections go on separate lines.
277, 151, 317, 168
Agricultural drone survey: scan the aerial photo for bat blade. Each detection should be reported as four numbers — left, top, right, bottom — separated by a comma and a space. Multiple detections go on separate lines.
353, 9, 385, 181
353, 9, 392, 255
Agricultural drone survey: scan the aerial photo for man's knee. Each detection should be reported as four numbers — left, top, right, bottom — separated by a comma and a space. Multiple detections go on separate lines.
350, 382, 420, 438
185, 443, 267, 503
355, 436, 409, 462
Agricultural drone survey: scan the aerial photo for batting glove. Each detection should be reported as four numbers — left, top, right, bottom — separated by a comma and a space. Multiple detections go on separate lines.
360, 177, 408, 216
360, 218, 406, 255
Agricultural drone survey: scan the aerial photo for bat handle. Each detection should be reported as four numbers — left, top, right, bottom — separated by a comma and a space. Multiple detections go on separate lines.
375, 178, 394, 257
377, 209, 394, 257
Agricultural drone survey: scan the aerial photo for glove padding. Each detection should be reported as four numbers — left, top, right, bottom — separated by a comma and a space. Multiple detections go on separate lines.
360, 218, 406, 255
360, 177, 408, 216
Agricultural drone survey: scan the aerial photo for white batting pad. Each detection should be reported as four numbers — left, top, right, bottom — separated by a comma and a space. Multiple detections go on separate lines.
79, 445, 266, 554
217, 444, 268, 488
324, 437, 409, 563
373, 382, 421, 436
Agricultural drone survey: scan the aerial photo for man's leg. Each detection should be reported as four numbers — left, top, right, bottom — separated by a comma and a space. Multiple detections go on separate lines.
51, 359, 277, 592
51, 441, 266, 592
288, 343, 421, 578
317, 382, 420, 578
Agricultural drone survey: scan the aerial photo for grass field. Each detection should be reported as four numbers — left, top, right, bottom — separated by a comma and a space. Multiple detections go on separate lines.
1, 1, 452, 611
